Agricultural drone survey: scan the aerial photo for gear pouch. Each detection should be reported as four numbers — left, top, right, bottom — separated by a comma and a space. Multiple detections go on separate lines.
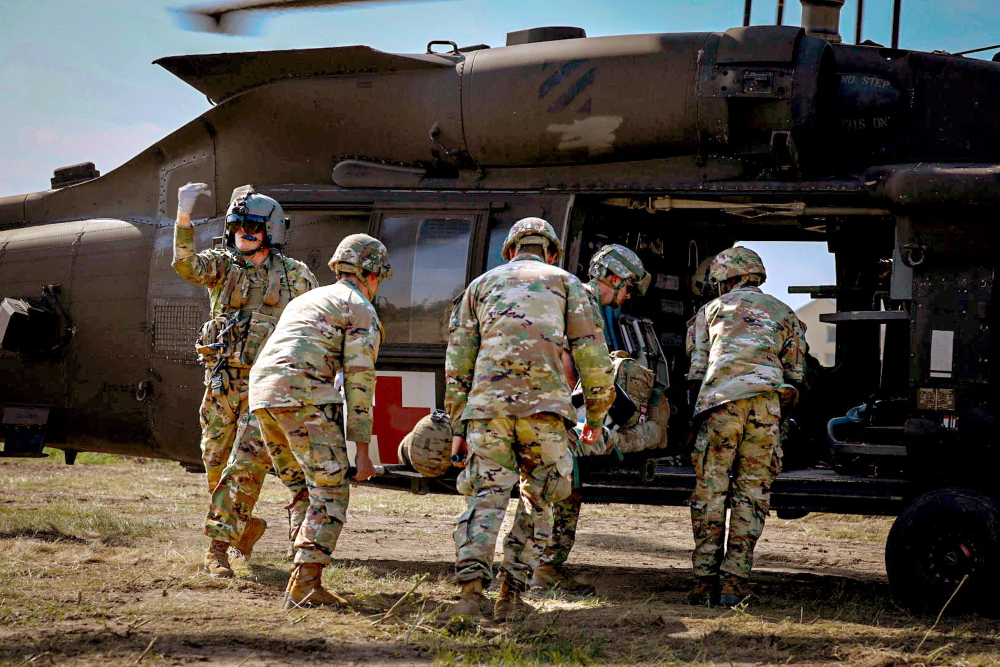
455, 455, 477, 497
195, 315, 226, 366
536, 450, 575, 505
238, 311, 278, 367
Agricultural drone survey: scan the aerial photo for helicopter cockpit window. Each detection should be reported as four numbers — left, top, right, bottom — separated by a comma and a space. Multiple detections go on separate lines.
376, 215, 474, 344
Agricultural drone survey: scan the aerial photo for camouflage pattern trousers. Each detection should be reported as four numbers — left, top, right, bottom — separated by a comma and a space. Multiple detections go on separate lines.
256, 404, 349, 565
690, 391, 782, 579
454, 413, 574, 591
197, 367, 253, 493
203, 414, 308, 546
539, 491, 583, 567
539, 415, 665, 568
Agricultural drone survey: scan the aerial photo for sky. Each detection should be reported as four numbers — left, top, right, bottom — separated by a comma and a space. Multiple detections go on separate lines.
2, 0, 999, 308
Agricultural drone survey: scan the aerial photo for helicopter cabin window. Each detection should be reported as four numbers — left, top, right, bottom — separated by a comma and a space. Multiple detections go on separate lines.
279, 210, 371, 287
485, 219, 516, 271
376, 215, 474, 344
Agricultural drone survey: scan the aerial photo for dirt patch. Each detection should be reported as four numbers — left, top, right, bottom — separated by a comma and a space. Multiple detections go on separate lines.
1, 458, 998, 666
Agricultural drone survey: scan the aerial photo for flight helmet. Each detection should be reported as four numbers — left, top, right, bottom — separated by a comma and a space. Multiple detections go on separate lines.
225, 185, 288, 248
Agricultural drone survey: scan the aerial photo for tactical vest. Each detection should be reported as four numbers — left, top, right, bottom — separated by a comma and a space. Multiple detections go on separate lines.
195, 252, 296, 370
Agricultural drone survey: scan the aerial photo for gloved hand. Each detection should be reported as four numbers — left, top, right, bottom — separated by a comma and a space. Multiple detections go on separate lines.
178, 182, 211, 214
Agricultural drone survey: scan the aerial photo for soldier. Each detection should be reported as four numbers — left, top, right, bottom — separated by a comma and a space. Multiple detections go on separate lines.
532, 244, 651, 595
172, 183, 318, 578
685, 246, 805, 607
248, 234, 391, 609
444, 218, 615, 621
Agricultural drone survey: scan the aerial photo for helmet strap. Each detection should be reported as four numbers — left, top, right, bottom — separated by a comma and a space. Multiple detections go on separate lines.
514, 238, 549, 260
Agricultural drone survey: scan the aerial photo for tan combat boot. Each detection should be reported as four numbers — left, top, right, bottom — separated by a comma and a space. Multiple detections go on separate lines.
719, 573, 749, 607
494, 580, 534, 622
204, 539, 234, 578
438, 579, 484, 620
530, 563, 597, 596
234, 517, 267, 559
687, 575, 718, 606
284, 563, 349, 609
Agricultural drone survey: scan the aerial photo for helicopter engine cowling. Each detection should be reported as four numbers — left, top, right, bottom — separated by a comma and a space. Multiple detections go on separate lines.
460, 26, 834, 172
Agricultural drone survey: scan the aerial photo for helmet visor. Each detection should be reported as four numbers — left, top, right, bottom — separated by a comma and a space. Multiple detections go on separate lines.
227, 213, 268, 234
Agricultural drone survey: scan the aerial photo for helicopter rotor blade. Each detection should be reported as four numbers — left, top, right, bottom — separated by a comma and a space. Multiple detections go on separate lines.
175, 0, 436, 35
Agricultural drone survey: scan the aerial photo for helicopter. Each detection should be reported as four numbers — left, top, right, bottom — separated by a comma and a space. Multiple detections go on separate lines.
1, 0, 998, 612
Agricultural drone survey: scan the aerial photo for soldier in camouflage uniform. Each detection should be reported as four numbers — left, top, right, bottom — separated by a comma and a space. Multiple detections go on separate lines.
249, 234, 391, 609
172, 183, 318, 578
443, 218, 615, 621
532, 244, 651, 595
685, 246, 805, 606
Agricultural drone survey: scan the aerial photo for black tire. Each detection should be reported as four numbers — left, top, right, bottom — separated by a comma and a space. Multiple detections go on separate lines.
886, 488, 1000, 614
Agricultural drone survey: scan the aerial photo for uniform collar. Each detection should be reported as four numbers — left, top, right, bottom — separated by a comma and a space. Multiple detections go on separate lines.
510, 252, 546, 263
339, 276, 374, 306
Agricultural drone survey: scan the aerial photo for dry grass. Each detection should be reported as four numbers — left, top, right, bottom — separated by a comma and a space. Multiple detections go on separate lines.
1, 457, 999, 666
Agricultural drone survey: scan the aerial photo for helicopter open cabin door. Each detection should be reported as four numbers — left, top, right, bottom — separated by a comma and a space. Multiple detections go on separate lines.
335, 194, 574, 465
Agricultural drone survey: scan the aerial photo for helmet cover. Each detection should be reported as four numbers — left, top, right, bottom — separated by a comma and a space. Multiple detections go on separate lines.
709, 246, 767, 285
329, 233, 393, 280
500, 217, 564, 262
589, 244, 648, 295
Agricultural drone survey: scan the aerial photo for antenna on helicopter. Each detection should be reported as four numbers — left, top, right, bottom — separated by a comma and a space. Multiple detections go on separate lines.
854, 0, 863, 43
891, 0, 902, 48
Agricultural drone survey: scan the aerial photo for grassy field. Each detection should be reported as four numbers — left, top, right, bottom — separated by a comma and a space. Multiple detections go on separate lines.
1, 453, 998, 666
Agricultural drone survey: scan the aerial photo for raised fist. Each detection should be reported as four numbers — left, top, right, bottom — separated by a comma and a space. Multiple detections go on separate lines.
177, 182, 211, 215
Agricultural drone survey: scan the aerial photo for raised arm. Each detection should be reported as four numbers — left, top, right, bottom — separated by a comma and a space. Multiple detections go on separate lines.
172, 182, 224, 286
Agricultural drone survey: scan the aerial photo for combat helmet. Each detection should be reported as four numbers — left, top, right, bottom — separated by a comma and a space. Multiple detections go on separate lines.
589, 244, 650, 296
709, 246, 767, 285
329, 233, 393, 281
500, 217, 564, 262
225, 185, 289, 249
691, 254, 718, 300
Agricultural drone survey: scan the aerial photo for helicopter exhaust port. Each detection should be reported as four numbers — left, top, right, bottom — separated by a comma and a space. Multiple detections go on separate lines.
801, 0, 845, 44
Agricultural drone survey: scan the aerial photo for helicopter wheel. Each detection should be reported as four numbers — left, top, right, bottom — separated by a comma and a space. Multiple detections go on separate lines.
885, 488, 1000, 614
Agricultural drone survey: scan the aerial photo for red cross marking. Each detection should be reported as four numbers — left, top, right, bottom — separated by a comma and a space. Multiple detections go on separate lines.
371, 375, 431, 463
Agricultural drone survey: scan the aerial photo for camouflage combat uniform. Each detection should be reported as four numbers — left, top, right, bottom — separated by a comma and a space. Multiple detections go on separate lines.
446, 252, 615, 591
249, 278, 382, 565
172, 224, 317, 547
687, 271, 805, 580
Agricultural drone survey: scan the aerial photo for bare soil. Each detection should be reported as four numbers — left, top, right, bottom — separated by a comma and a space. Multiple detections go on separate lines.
1, 454, 998, 666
